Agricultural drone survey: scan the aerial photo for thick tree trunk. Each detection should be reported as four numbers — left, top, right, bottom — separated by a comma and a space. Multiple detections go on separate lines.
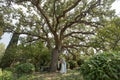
50, 48, 60, 72
0, 33, 19, 68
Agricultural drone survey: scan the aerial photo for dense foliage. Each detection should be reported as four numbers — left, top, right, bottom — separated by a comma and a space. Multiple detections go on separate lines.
15, 63, 35, 77
0, 41, 51, 71
16, 41, 51, 71
91, 18, 120, 52
68, 60, 78, 69
80, 51, 120, 80
0, 69, 14, 80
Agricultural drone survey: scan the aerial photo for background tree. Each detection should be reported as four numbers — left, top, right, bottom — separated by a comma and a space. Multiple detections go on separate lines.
0, 13, 4, 37
0, 43, 5, 62
91, 17, 120, 52
0, 32, 19, 68
1, 0, 116, 72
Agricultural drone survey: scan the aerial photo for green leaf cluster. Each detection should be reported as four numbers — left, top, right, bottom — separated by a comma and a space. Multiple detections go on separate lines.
15, 62, 35, 77
80, 51, 120, 80
15, 41, 51, 71
0, 70, 14, 80
91, 17, 120, 51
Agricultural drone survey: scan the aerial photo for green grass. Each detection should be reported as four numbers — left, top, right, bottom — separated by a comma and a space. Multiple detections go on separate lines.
17, 69, 83, 80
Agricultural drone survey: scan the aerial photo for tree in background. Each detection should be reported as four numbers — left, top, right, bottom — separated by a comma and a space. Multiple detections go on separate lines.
0, 32, 19, 68
1, 0, 116, 72
0, 13, 4, 37
91, 17, 120, 52
0, 43, 5, 61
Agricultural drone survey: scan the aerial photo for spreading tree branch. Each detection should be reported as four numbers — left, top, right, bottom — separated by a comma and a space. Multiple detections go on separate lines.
34, 5, 54, 33
57, 0, 81, 20
60, 0, 102, 39
3, 29, 47, 41
63, 31, 94, 39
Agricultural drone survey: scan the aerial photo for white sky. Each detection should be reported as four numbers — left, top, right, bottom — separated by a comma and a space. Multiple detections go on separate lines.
0, 0, 120, 48
112, 0, 120, 15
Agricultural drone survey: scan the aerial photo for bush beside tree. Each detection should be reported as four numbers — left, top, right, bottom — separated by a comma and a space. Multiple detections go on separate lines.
15, 63, 35, 77
80, 51, 120, 80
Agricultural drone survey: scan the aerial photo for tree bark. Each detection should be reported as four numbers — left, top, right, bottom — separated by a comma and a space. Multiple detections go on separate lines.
50, 48, 60, 72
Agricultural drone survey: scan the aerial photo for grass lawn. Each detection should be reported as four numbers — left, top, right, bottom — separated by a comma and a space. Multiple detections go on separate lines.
21, 69, 83, 80
1, 68, 83, 80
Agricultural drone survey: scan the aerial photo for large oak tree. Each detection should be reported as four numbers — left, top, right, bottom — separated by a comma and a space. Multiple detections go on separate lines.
1, 0, 115, 72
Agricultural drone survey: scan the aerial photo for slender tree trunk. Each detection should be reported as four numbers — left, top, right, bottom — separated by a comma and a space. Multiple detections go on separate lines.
50, 48, 60, 72
0, 33, 19, 68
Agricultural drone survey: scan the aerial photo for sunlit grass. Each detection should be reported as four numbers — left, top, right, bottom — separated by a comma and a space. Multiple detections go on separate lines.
1, 68, 83, 80
31, 69, 83, 80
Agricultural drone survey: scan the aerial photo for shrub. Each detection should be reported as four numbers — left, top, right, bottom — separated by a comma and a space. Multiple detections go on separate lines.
15, 63, 35, 77
68, 60, 78, 69
80, 51, 120, 80
15, 41, 51, 72
5, 67, 15, 72
77, 59, 84, 67
77, 55, 89, 67
0, 70, 14, 80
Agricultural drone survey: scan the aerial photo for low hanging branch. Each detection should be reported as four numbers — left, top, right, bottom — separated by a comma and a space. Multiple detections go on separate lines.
3, 29, 47, 41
